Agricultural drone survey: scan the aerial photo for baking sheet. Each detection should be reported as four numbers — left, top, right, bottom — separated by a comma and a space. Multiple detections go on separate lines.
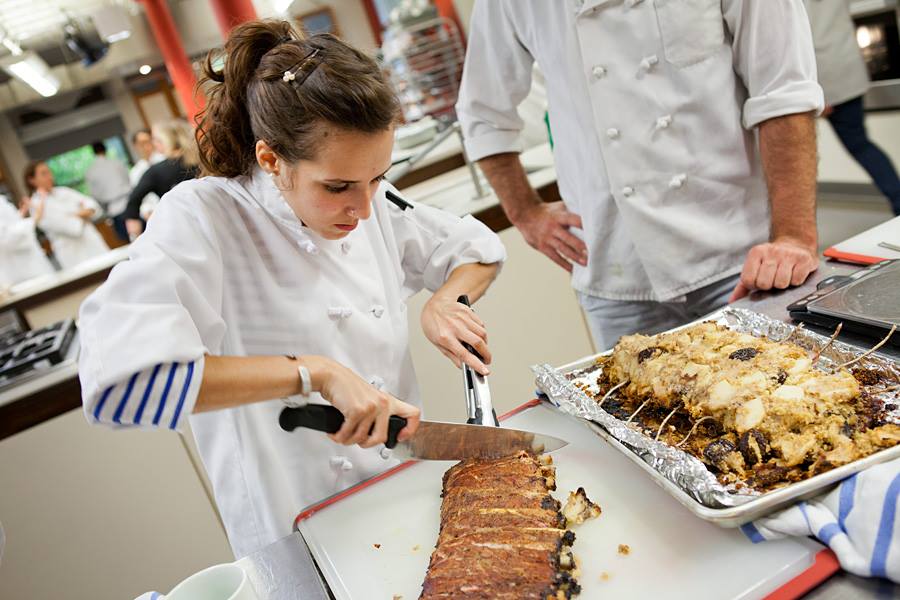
533, 307, 900, 526
296, 401, 830, 600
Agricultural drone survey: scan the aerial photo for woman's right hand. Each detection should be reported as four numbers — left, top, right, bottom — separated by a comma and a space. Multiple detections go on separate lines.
317, 360, 420, 449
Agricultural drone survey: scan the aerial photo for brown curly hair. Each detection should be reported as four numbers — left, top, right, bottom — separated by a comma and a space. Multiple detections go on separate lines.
195, 19, 400, 178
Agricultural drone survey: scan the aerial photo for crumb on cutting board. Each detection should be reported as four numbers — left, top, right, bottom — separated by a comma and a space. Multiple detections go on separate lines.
393, 595, 402, 600
600, 571, 610, 582
562, 487, 602, 525
373, 543, 381, 549
617, 544, 630, 556
412, 544, 420, 552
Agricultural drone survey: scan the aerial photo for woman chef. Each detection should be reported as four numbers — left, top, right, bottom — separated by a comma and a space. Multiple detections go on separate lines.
77, 20, 505, 558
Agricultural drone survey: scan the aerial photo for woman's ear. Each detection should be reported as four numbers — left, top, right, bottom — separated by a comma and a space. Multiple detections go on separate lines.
255, 140, 279, 175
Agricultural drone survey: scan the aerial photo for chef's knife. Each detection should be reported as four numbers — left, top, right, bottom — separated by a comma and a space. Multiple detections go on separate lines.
279, 404, 567, 461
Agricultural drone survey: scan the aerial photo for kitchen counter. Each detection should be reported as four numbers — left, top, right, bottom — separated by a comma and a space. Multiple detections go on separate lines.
0, 246, 129, 324
400, 142, 559, 231
239, 258, 899, 600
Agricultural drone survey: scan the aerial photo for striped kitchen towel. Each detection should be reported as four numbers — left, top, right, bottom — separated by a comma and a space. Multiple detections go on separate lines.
741, 458, 900, 582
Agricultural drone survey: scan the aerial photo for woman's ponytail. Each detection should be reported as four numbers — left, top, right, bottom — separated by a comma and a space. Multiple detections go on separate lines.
195, 20, 295, 177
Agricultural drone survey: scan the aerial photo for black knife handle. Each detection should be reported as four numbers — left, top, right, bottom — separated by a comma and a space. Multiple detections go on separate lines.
279, 404, 407, 449
456, 295, 485, 363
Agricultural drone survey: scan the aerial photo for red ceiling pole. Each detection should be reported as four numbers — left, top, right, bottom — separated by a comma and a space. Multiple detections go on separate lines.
361, 0, 383, 46
434, 0, 466, 45
139, 0, 203, 124
209, 0, 258, 38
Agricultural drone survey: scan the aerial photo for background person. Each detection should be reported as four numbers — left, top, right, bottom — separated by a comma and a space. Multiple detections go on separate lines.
0, 195, 53, 287
129, 129, 165, 223
84, 141, 132, 240
123, 120, 201, 239
805, 0, 900, 215
23, 161, 109, 269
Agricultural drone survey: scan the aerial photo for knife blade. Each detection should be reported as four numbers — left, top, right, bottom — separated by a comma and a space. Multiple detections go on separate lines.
278, 404, 567, 461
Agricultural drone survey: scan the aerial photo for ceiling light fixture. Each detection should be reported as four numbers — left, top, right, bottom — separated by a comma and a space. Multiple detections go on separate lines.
1, 52, 60, 97
139, 64, 151, 75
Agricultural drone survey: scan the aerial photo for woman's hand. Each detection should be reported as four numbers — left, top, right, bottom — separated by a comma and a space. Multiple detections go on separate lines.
421, 294, 491, 376
17, 197, 30, 218
76, 207, 95, 221
318, 359, 420, 448
126, 218, 143, 240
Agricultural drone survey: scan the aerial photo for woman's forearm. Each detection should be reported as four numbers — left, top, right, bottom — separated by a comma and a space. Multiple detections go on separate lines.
195, 354, 333, 412
433, 262, 500, 304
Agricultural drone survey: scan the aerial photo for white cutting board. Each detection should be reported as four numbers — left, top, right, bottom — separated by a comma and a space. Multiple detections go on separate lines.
824, 215, 900, 264
297, 402, 826, 600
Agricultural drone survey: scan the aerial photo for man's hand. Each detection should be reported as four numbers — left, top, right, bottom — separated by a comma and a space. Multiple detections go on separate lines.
513, 202, 587, 272
729, 238, 818, 302
477, 153, 588, 273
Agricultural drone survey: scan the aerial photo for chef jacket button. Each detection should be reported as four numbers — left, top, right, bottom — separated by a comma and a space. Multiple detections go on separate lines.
369, 375, 385, 390
299, 240, 318, 255
606, 128, 620, 140
640, 55, 659, 71
341, 241, 351, 254
327, 306, 353, 320
655, 115, 673, 130
330, 456, 353, 471
622, 186, 635, 198
668, 174, 687, 189
371, 304, 385, 318
591, 65, 607, 79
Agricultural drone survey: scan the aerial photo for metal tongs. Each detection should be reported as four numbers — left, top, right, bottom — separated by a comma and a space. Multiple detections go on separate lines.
457, 295, 499, 427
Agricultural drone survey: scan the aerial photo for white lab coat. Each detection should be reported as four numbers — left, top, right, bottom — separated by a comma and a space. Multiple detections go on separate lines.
31, 187, 109, 270
0, 198, 53, 287
78, 168, 506, 558
804, 0, 870, 106
458, 0, 824, 301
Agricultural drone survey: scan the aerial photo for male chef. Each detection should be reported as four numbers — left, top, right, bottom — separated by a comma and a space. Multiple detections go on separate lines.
457, 1, 824, 350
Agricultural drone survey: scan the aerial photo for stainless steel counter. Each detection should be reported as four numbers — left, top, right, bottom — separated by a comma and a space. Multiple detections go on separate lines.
241, 260, 898, 600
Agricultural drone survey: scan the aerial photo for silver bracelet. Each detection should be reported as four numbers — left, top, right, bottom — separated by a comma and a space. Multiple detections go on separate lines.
285, 354, 312, 406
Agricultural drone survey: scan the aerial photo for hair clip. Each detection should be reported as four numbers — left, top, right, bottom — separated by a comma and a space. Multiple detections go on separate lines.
281, 48, 322, 87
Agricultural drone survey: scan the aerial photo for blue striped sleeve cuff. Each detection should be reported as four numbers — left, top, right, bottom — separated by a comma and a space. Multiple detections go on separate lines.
88, 358, 204, 432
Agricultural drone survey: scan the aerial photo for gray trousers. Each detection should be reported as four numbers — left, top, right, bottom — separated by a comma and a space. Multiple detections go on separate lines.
577, 274, 740, 352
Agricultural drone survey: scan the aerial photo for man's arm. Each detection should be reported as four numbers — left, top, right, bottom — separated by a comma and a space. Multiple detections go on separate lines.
722, 0, 824, 301
479, 153, 586, 272
730, 112, 819, 301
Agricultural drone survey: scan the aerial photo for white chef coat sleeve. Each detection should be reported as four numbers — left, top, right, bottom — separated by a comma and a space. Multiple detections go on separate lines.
66, 187, 103, 214
723, 0, 825, 129
455, 0, 535, 162
0, 202, 39, 250
78, 189, 225, 431
385, 186, 506, 296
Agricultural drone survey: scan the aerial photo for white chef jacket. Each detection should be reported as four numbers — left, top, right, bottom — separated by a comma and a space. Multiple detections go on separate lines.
77, 168, 506, 558
0, 198, 53, 287
31, 187, 109, 270
804, 0, 870, 106
457, 0, 824, 301
85, 155, 132, 217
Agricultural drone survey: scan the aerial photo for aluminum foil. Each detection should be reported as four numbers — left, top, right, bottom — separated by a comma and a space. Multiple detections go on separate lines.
532, 307, 900, 509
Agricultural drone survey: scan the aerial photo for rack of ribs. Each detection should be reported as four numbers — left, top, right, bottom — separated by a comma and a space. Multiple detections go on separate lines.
420, 451, 581, 599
